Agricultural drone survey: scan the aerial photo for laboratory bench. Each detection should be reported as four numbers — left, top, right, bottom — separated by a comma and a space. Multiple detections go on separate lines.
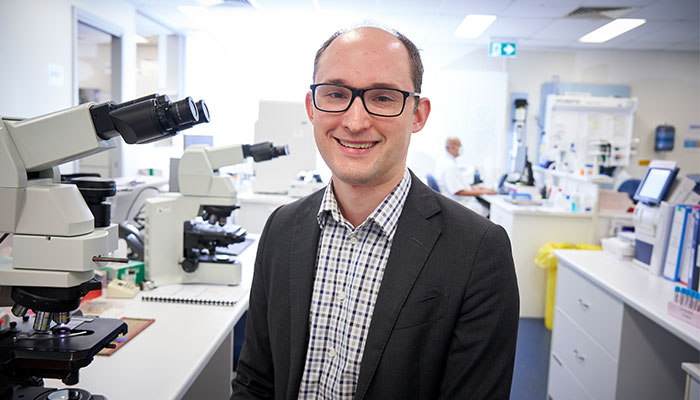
548, 250, 700, 400
486, 195, 632, 317
44, 236, 258, 400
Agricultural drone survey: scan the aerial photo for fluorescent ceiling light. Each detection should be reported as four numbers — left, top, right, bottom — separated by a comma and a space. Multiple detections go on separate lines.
135, 35, 149, 44
454, 15, 496, 39
578, 18, 646, 43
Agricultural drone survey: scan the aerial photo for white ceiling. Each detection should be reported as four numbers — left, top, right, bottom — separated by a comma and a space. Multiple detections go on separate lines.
128, 0, 699, 52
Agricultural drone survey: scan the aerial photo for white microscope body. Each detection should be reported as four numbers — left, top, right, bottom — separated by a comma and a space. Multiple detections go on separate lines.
0, 104, 118, 291
145, 142, 288, 286
0, 93, 208, 394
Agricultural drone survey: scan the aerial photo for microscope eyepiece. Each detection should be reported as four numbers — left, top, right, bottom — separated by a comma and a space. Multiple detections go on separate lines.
197, 100, 210, 123
169, 96, 199, 126
90, 94, 210, 145
242, 142, 291, 162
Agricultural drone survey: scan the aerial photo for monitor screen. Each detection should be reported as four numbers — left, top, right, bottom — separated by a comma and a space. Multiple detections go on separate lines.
183, 134, 213, 149
634, 167, 677, 205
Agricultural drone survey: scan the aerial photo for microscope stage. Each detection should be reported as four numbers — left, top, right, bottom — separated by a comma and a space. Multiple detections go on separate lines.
0, 316, 127, 381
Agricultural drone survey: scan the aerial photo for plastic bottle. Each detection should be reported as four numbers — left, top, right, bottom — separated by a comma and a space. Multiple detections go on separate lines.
553, 188, 566, 210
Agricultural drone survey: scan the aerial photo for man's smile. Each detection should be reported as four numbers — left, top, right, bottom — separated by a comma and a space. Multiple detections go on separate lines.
335, 138, 378, 149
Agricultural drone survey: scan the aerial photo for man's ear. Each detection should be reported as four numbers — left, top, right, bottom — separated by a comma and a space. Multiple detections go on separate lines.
305, 91, 315, 123
412, 97, 431, 133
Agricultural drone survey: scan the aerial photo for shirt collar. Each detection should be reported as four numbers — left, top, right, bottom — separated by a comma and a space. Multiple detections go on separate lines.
317, 169, 412, 240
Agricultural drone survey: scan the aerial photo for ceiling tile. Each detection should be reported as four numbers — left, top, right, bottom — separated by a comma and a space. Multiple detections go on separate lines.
377, 0, 439, 15
438, 0, 513, 16
500, 0, 580, 18
531, 18, 608, 40
316, 0, 377, 11
579, 0, 653, 6
624, 0, 699, 20
635, 20, 700, 42
484, 17, 556, 39
257, 0, 316, 8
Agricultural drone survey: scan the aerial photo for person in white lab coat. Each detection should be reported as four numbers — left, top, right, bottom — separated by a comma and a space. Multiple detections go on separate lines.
435, 137, 495, 216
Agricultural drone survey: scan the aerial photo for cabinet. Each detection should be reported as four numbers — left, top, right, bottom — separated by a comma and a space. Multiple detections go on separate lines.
547, 250, 700, 400
487, 196, 630, 317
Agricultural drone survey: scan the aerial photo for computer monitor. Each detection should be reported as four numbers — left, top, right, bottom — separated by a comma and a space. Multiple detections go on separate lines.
633, 165, 678, 205
183, 134, 213, 149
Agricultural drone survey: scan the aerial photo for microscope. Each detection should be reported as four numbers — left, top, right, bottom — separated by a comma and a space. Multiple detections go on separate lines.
145, 142, 288, 286
0, 93, 209, 399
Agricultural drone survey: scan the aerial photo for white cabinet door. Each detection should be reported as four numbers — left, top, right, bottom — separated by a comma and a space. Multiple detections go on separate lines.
556, 264, 623, 359
547, 352, 593, 400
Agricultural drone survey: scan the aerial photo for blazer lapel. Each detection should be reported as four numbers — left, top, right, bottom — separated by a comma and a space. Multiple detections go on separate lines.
286, 192, 322, 399
354, 178, 442, 400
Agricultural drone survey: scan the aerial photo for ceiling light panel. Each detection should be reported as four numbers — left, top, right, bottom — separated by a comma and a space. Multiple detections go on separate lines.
625, 0, 699, 20
454, 14, 497, 38
532, 19, 608, 40
579, 19, 646, 43
485, 17, 554, 38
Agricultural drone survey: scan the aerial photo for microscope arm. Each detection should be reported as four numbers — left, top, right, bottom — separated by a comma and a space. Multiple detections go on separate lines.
178, 142, 289, 197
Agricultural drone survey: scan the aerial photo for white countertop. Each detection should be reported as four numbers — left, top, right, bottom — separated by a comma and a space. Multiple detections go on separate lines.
486, 195, 633, 219
43, 235, 258, 399
554, 249, 700, 351
487, 195, 591, 217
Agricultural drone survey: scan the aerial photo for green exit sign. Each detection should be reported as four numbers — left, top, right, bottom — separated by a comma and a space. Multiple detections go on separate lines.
489, 42, 516, 57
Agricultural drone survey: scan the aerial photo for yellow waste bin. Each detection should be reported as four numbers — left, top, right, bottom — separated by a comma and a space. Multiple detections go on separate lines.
535, 242, 601, 330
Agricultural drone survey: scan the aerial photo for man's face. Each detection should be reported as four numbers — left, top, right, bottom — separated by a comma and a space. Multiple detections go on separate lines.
306, 28, 430, 190
447, 140, 461, 157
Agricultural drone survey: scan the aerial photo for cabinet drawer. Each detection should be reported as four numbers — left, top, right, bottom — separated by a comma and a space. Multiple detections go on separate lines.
556, 264, 623, 359
547, 352, 592, 400
551, 310, 618, 400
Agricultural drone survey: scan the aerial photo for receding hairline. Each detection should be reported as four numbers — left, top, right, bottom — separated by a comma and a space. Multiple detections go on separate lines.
446, 137, 461, 146
312, 25, 424, 93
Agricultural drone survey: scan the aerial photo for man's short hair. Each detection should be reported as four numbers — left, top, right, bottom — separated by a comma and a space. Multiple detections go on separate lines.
312, 26, 424, 93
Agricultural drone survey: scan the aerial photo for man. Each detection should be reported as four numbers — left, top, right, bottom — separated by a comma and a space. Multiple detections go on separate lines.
232, 26, 519, 400
435, 136, 496, 217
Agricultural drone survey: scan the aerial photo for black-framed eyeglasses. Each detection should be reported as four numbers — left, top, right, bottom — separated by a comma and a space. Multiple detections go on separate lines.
310, 83, 420, 117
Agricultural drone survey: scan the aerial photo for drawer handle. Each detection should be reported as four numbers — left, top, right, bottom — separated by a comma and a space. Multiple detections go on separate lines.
573, 349, 585, 362
552, 354, 562, 366
577, 298, 590, 310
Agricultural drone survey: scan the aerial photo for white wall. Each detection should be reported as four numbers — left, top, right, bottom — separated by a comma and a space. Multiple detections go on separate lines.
0, 0, 186, 178
0, 0, 138, 116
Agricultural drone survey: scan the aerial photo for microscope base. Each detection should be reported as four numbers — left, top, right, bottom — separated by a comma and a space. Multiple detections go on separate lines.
10, 386, 105, 400
180, 261, 242, 286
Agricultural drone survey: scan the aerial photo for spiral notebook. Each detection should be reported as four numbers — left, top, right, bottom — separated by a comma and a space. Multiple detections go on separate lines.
141, 284, 248, 306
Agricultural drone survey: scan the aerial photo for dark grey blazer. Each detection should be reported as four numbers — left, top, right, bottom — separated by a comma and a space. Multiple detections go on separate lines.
232, 171, 519, 399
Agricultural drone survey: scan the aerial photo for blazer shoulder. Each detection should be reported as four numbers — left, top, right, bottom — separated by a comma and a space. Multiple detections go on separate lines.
266, 187, 325, 226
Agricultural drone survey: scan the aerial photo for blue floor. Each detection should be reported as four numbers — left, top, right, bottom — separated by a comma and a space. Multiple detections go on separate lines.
510, 318, 552, 400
